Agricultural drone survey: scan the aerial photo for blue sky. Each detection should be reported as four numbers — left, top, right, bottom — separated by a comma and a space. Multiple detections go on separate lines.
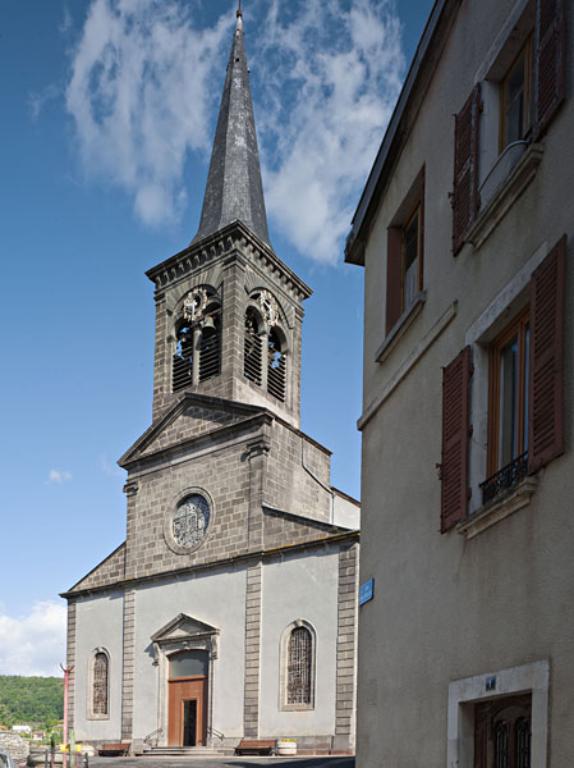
0, 0, 432, 675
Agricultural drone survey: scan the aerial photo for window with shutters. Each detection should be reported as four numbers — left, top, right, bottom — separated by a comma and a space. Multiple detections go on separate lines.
385, 168, 425, 337
454, 0, 566, 248
481, 309, 531, 505
458, 236, 566, 534
90, 650, 110, 719
280, 620, 315, 711
499, 37, 534, 151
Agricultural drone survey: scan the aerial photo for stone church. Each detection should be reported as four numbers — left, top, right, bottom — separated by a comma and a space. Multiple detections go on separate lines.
62, 7, 359, 756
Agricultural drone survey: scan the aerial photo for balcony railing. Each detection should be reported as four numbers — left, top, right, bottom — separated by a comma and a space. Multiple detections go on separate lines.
480, 452, 529, 506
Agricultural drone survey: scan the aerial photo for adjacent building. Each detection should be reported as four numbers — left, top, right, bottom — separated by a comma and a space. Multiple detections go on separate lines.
62, 8, 359, 755
346, 0, 571, 765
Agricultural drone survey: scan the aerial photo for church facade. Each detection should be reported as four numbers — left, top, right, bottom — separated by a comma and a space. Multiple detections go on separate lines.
62, 8, 359, 756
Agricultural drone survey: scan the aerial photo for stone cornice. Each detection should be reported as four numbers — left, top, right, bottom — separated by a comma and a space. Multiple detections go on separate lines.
61, 530, 359, 600
121, 411, 273, 473
146, 221, 312, 302
118, 390, 268, 468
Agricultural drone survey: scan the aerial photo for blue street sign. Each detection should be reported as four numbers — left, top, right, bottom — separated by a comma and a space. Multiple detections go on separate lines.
359, 578, 375, 606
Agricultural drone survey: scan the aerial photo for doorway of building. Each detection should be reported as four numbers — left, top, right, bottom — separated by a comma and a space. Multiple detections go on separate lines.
167, 650, 208, 747
182, 700, 198, 747
474, 693, 532, 768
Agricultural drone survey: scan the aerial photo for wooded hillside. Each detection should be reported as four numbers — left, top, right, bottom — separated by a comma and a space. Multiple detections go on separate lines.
0, 676, 63, 726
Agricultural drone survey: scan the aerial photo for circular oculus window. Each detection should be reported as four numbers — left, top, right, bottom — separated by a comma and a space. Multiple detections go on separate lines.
171, 493, 210, 550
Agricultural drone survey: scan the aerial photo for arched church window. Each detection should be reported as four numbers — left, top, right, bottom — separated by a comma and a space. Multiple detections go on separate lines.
267, 328, 286, 403
199, 302, 221, 382
244, 307, 263, 385
172, 289, 222, 392
287, 626, 313, 706
92, 651, 109, 716
172, 322, 194, 392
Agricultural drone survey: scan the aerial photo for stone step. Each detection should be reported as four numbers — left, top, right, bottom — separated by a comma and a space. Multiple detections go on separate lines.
142, 746, 230, 756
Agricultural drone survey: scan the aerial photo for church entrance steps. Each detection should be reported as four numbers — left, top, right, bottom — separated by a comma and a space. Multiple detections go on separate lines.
141, 746, 233, 757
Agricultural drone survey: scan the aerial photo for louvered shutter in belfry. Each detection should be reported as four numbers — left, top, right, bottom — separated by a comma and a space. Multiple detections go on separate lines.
440, 347, 472, 532
386, 227, 403, 333
452, 85, 481, 255
528, 236, 566, 473
535, 0, 566, 136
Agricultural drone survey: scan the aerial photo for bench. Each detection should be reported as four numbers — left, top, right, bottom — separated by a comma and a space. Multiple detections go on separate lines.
97, 743, 130, 757
235, 739, 276, 756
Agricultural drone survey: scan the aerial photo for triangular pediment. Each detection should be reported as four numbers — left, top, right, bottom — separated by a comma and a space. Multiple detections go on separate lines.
119, 392, 267, 467
151, 613, 219, 644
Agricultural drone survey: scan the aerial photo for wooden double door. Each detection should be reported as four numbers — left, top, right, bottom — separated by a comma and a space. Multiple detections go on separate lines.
168, 677, 207, 747
475, 694, 531, 768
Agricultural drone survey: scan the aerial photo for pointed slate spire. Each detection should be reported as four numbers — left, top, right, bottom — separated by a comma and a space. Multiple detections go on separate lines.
194, 4, 270, 245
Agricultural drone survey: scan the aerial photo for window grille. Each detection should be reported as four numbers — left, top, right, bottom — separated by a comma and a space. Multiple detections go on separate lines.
287, 626, 312, 705
516, 718, 531, 768
173, 323, 194, 392
267, 329, 286, 402
244, 309, 263, 384
494, 721, 510, 768
93, 652, 109, 716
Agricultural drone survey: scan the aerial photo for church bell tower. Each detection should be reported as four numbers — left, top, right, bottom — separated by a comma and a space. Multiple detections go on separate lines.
146, 6, 311, 429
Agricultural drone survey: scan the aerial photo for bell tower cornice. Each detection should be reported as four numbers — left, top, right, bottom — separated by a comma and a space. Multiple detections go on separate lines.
146, 220, 312, 304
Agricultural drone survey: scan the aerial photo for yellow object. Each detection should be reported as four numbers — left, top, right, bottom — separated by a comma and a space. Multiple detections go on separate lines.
58, 744, 85, 753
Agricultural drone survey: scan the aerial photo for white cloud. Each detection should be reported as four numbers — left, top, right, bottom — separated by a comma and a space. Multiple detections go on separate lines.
0, 602, 66, 677
66, 0, 230, 226
48, 469, 72, 484
65, 0, 405, 263
255, 0, 405, 263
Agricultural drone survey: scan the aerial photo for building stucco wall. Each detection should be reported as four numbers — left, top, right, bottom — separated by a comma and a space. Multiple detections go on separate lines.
73, 592, 124, 742
259, 547, 339, 737
356, 0, 574, 765
131, 565, 246, 741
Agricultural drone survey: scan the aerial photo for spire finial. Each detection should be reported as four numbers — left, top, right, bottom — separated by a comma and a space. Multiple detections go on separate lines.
236, 0, 242, 18
236, 0, 243, 30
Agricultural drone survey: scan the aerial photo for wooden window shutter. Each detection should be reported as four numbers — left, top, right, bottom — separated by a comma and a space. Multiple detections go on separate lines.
440, 347, 472, 532
386, 227, 403, 333
535, 0, 566, 137
528, 235, 566, 473
452, 85, 481, 256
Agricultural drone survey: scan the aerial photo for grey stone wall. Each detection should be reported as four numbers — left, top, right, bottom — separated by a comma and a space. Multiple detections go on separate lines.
71, 545, 126, 593
124, 441, 252, 581
243, 562, 262, 737
263, 509, 341, 550
0, 732, 29, 762
334, 543, 358, 750
264, 422, 333, 522
121, 590, 136, 742
140, 404, 238, 457
149, 226, 309, 429
66, 601, 77, 732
